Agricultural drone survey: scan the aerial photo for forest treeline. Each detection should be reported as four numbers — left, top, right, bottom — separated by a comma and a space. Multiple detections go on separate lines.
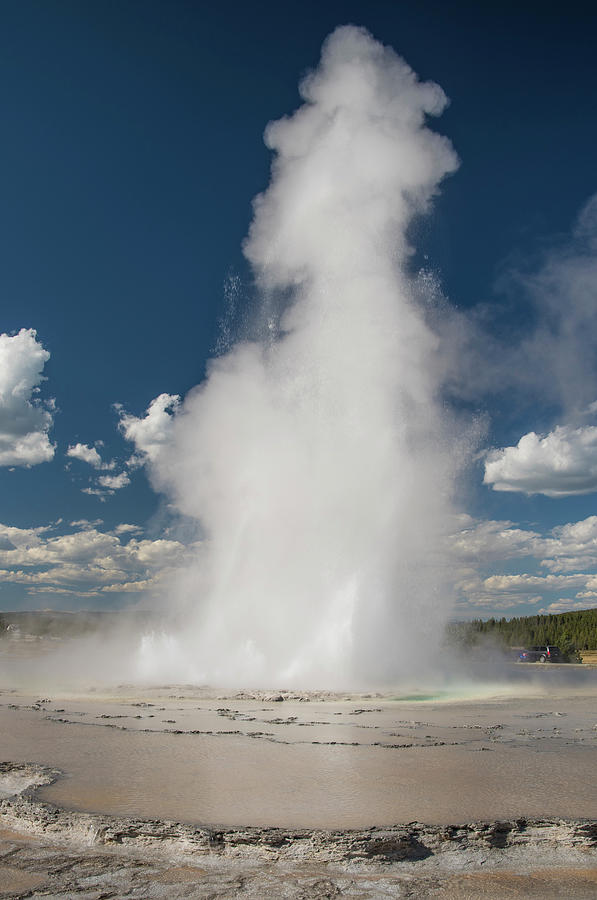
2, 607, 596, 657
446, 607, 597, 658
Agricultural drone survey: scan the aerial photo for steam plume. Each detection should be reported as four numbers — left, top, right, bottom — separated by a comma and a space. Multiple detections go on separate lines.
132, 26, 462, 687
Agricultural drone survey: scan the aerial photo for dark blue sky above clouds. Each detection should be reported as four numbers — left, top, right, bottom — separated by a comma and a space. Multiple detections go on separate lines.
1, 0, 597, 617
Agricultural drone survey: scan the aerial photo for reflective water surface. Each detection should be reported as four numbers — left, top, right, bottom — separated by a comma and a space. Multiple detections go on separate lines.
1, 669, 596, 828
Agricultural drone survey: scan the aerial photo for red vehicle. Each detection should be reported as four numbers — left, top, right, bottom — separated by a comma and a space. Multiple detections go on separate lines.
517, 645, 561, 663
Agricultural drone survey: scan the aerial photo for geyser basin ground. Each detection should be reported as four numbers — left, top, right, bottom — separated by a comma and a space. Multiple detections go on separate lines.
1, 670, 597, 829
2, 670, 597, 898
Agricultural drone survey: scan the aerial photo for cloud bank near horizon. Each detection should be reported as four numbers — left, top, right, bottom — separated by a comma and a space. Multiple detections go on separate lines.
452, 513, 597, 616
0, 519, 194, 604
2, 511, 597, 619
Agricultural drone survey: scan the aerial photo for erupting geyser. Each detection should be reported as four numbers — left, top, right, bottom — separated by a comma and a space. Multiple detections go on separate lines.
134, 26, 464, 687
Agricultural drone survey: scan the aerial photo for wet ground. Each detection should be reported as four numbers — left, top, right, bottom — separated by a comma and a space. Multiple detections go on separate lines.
1, 673, 597, 827
1, 660, 596, 896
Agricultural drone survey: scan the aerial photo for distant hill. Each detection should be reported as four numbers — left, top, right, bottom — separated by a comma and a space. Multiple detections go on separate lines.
0, 609, 159, 638
446, 607, 597, 659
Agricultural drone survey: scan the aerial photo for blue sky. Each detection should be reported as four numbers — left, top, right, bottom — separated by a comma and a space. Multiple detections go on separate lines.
1, 0, 597, 619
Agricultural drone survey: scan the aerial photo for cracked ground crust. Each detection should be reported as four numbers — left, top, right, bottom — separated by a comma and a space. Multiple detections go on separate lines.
1, 766, 597, 899
1, 833, 597, 899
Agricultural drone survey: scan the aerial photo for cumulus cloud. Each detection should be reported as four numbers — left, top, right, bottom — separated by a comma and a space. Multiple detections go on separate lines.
67, 442, 116, 470
0, 328, 55, 466
101, 578, 160, 593
452, 514, 597, 613
482, 573, 588, 591
484, 424, 597, 496
538, 599, 597, 615
67, 443, 103, 468
117, 393, 180, 466
0, 520, 193, 599
113, 523, 142, 535
451, 514, 540, 561
66, 441, 127, 499
539, 516, 597, 572
69, 518, 103, 529
80, 474, 129, 500
67, 446, 131, 498
452, 594, 543, 615
97, 472, 130, 490
454, 565, 581, 612
0, 522, 52, 551
81, 487, 109, 499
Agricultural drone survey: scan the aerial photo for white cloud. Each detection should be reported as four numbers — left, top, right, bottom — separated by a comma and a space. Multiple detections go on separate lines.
452, 594, 543, 615
101, 577, 163, 593
66, 442, 116, 470
24, 586, 101, 598
0, 328, 55, 466
482, 573, 588, 592
67, 443, 103, 468
0, 520, 193, 598
76, 467, 130, 500
0, 522, 52, 551
541, 555, 597, 574
81, 487, 110, 501
538, 599, 597, 615
67, 442, 124, 498
97, 472, 130, 491
452, 513, 597, 614
69, 518, 104, 529
451, 514, 540, 561
454, 563, 568, 610
113, 523, 142, 535
125, 538, 186, 566
538, 516, 597, 572
484, 424, 597, 496
117, 393, 180, 465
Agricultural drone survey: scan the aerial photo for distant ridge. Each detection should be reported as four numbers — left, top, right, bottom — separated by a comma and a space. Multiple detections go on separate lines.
0, 608, 160, 638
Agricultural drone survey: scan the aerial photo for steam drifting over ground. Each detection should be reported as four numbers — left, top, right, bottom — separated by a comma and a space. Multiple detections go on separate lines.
122, 26, 467, 688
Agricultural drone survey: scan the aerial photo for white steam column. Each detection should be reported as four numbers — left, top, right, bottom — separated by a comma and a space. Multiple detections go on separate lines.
133, 26, 462, 687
